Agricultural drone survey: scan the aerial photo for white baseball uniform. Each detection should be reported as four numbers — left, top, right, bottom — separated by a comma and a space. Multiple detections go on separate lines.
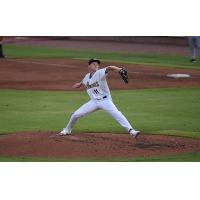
64, 67, 136, 132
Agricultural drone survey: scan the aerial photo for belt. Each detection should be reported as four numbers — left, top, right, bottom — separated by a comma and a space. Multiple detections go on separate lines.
96, 96, 107, 100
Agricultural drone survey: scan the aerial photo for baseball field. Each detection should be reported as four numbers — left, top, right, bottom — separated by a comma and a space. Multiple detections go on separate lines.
0, 38, 200, 161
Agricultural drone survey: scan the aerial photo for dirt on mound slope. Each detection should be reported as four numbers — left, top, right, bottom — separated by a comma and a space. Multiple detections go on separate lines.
0, 132, 199, 160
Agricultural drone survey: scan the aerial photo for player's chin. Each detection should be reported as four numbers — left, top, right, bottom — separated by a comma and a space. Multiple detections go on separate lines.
88, 66, 93, 71
89, 67, 97, 72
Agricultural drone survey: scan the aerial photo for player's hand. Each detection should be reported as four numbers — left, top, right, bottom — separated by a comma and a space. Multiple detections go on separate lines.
117, 67, 123, 72
72, 82, 82, 88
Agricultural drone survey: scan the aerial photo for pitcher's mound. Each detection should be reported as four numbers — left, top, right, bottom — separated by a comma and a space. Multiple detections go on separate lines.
0, 132, 200, 160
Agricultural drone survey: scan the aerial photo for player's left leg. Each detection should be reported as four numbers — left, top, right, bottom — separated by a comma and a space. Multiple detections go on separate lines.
98, 99, 140, 137
59, 100, 99, 135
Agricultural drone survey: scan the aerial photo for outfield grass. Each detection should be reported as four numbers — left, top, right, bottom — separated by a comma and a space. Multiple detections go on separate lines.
4, 44, 200, 69
0, 88, 200, 138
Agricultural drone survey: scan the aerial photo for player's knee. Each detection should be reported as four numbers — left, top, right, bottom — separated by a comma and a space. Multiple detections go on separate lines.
117, 110, 123, 116
72, 112, 82, 119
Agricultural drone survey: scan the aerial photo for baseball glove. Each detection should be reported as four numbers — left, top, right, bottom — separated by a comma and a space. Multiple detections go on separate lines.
119, 68, 128, 84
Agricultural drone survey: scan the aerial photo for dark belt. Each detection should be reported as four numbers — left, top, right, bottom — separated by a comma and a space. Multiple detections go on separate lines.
96, 96, 107, 100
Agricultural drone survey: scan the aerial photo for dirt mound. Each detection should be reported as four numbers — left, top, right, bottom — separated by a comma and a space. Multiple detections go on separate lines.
0, 59, 200, 90
0, 132, 199, 160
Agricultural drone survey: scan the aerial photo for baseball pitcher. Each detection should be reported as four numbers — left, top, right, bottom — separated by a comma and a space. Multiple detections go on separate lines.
59, 58, 140, 138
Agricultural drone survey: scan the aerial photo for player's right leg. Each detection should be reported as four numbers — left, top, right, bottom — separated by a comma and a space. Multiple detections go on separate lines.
195, 37, 200, 61
194, 36, 200, 48
59, 100, 99, 135
188, 36, 196, 62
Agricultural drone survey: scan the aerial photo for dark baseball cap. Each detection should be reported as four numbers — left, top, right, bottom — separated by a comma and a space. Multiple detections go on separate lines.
88, 58, 101, 65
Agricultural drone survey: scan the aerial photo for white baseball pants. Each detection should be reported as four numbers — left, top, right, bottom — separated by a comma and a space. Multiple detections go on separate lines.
65, 99, 135, 132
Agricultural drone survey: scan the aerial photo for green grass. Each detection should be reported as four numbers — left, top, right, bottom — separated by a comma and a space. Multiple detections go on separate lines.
4, 44, 200, 69
0, 88, 200, 138
0, 152, 200, 162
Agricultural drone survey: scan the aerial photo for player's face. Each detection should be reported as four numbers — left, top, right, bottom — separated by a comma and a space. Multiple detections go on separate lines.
88, 62, 99, 72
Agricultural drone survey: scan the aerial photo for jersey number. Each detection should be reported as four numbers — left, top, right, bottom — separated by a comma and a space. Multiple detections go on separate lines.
93, 89, 100, 94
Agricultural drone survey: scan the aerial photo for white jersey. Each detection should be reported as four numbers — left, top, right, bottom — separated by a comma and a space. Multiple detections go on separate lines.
82, 67, 111, 100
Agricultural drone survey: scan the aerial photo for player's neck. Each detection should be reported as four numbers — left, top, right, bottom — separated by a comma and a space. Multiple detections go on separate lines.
89, 69, 97, 78
89, 69, 97, 74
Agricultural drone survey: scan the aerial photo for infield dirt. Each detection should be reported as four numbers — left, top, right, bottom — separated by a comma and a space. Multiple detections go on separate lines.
0, 59, 200, 90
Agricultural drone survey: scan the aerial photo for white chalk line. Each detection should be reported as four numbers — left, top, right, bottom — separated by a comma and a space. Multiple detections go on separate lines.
8, 59, 74, 68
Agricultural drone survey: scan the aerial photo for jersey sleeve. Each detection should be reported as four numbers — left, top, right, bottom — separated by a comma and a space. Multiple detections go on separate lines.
98, 68, 108, 80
